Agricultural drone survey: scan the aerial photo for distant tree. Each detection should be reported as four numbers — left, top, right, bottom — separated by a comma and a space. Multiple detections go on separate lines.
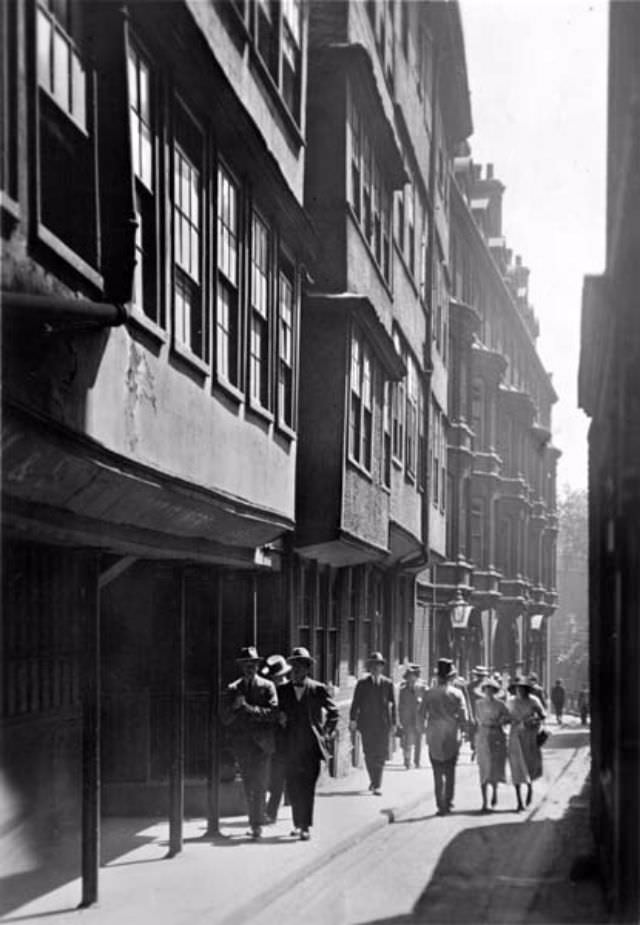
557, 485, 588, 567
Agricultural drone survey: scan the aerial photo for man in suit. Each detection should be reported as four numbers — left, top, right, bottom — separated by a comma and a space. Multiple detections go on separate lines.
261, 654, 292, 824
349, 652, 396, 795
278, 647, 338, 841
423, 657, 468, 815
397, 664, 426, 769
220, 646, 278, 839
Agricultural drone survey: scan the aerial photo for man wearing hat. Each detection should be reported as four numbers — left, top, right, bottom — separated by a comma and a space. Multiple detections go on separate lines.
261, 655, 292, 825
423, 658, 468, 815
397, 664, 426, 769
277, 647, 338, 841
349, 652, 396, 795
220, 646, 278, 839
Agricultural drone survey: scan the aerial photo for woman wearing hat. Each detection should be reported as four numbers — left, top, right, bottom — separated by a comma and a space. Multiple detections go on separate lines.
506, 675, 546, 812
475, 677, 511, 812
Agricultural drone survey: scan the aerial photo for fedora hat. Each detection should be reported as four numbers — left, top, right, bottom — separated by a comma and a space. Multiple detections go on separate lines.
366, 651, 386, 665
236, 646, 262, 663
436, 658, 456, 680
261, 654, 291, 680
481, 677, 501, 692
287, 646, 315, 664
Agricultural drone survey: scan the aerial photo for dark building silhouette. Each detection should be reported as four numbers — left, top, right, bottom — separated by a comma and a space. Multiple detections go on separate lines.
579, 2, 640, 920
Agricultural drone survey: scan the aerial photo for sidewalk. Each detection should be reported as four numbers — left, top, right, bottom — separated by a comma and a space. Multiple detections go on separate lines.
1, 722, 592, 925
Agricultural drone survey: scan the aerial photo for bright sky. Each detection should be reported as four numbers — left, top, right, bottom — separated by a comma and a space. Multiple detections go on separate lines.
459, 0, 608, 491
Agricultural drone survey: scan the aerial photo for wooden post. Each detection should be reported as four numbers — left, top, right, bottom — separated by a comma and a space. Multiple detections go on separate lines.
80, 553, 101, 908
168, 567, 185, 858
206, 572, 222, 837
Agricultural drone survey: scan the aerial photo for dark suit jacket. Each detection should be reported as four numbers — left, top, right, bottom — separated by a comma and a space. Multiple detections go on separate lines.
350, 675, 396, 742
220, 675, 278, 756
279, 678, 339, 763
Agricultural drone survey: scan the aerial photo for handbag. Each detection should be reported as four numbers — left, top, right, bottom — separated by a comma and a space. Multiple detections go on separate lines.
536, 727, 549, 747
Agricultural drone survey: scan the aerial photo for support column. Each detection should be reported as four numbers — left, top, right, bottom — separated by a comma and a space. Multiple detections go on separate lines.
206, 573, 222, 837
168, 567, 185, 858
80, 553, 101, 908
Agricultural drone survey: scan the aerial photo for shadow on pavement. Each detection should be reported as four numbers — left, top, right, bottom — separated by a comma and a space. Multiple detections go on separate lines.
0, 818, 158, 919
362, 781, 607, 925
547, 730, 590, 749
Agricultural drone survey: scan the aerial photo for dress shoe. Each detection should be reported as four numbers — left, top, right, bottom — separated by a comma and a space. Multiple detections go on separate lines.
249, 827, 262, 839
299, 829, 310, 841
373, 788, 382, 796
290, 828, 300, 837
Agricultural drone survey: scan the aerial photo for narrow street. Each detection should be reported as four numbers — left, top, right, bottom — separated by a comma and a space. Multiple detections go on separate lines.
252, 722, 602, 925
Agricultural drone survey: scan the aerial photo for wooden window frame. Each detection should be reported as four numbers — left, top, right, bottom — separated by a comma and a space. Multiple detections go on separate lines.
215, 161, 243, 393
248, 208, 274, 415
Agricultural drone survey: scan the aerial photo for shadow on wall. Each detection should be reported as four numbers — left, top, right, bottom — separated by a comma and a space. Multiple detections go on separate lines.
362, 782, 606, 925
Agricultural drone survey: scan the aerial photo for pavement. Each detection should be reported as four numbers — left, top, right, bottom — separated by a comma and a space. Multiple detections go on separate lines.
0, 719, 602, 925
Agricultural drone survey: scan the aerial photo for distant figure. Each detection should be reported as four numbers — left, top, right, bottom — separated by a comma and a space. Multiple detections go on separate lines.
528, 672, 547, 709
507, 676, 546, 812
578, 685, 590, 726
423, 658, 468, 816
220, 646, 278, 839
278, 647, 338, 841
261, 654, 292, 824
551, 679, 566, 725
475, 677, 511, 812
397, 664, 426, 769
349, 652, 396, 796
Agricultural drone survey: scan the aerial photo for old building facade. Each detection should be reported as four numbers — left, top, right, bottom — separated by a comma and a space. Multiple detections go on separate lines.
418, 151, 559, 684
2, 0, 558, 910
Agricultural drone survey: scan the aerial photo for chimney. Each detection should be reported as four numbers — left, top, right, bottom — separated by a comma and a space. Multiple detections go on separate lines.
486, 163, 494, 180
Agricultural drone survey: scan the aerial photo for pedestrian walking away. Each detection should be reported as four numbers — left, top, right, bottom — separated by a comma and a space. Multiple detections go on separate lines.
261, 654, 292, 824
349, 652, 396, 795
278, 647, 338, 841
551, 678, 566, 725
423, 658, 468, 815
578, 685, 590, 726
529, 671, 547, 709
507, 675, 546, 812
475, 676, 511, 811
397, 664, 426, 769
220, 646, 278, 839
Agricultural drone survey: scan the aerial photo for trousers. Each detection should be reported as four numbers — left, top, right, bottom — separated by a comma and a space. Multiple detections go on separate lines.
235, 740, 270, 829
266, 751, 287, 820
430, 754, 458, 812
286, 757, 321, 830
401, 729, 423, 768
361, 732, 388, 789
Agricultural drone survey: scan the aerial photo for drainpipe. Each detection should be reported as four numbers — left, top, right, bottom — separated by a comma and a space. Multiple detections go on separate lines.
2, 292, 130, 327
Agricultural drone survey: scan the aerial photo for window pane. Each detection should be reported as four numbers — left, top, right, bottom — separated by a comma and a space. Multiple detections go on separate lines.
37, 10, 52, 90
70, 49, 85, 125
53, 29, 68, 109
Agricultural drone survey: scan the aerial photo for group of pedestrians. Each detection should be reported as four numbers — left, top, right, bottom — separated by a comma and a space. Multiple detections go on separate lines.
222, 645, 551, 840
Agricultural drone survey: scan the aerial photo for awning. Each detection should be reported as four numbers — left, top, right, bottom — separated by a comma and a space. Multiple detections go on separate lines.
530, 614, 545, 631
451, 603, 474, 629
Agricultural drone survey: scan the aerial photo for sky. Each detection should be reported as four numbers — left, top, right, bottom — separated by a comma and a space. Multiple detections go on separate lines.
459, 0, 608, 492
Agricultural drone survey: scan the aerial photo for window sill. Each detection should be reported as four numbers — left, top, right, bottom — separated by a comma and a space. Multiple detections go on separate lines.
276, 418, 297, 442
1, 191, 20, 224
172, 339, 211, 377
214, 374, 245, 405
36, 223, 103, 292
392, 455, 404, 471
393, 240, 420, 299
128, 306, 168, 344
405, 469, 417, 486
249, 45, 305, 150
346, 454, 374, 483
346, 204, 393, 300
247, 398, 275, 425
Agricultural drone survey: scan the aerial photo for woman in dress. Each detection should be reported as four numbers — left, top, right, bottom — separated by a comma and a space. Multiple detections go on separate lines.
507, 675, 546, 812
475, 677, 511, 812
